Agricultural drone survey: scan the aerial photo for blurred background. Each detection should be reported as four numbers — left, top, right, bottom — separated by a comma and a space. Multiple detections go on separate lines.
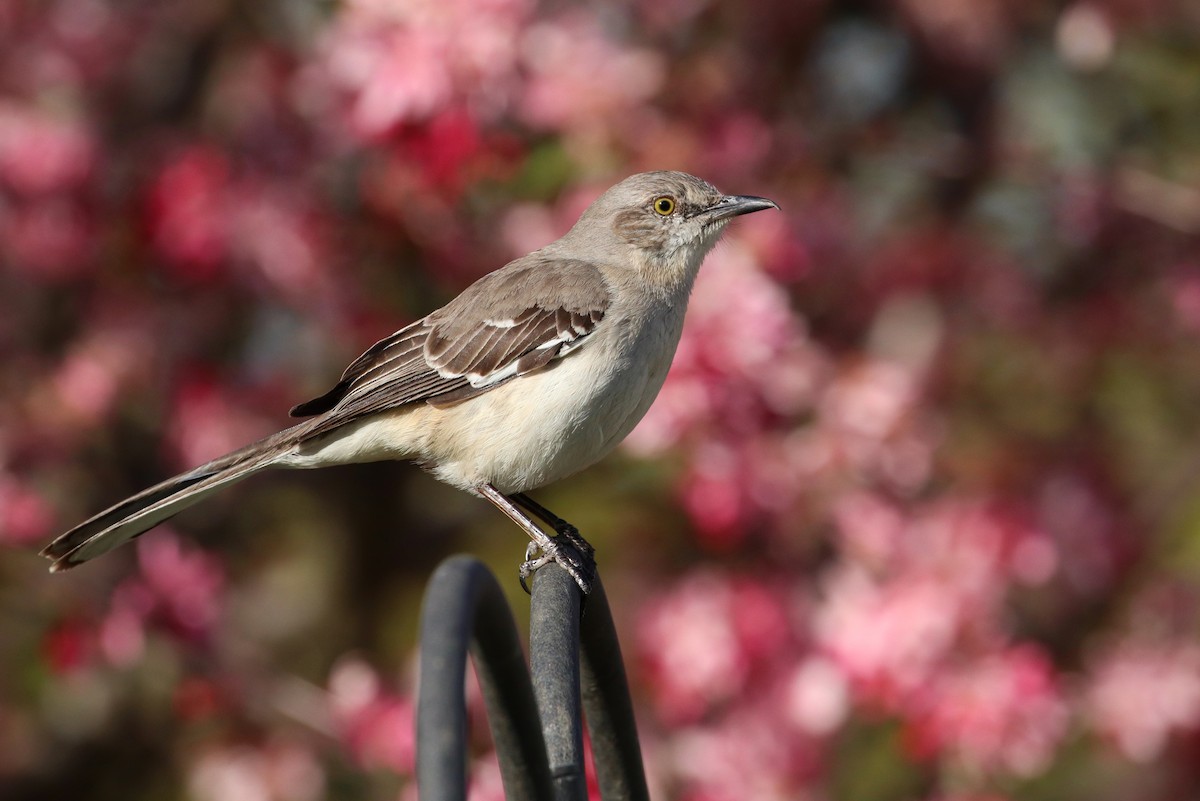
2, 0, 1200, 798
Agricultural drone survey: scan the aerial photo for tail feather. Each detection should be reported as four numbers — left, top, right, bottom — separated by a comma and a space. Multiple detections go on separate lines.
41, 423, 311, 572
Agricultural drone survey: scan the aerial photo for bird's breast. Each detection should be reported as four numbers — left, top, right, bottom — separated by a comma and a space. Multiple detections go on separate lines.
424, 300, 688, 493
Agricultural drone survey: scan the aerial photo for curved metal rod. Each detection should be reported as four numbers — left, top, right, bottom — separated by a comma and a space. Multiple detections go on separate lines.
417, 556, 651, 801
416, 556, 554, 801
528, 563, 585, 801
579, 579, 651, 801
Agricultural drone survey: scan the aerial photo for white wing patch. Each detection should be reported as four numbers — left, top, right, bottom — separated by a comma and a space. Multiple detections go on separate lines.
456, 321, 597, 388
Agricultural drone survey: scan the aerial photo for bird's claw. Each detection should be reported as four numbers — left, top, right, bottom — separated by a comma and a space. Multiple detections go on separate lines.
519, 533, 596, 595
552, 521, 595, 558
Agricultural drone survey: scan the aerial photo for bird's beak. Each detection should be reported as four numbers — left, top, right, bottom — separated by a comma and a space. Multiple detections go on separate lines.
702, 194, 779, 223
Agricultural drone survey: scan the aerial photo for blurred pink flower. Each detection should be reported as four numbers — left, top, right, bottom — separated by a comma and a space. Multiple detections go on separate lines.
164, 373, 274, 468
138, 533, 225, 635
832, 490, 907, 569
390, 107, 488, 195
316, 0, 529, 139
187, 738, 326, 801
328, 656, 415, 773
637, 572, 793, 723
816, 566, 964, 706
783, 656, 851, 736
1165, 265, 1200, 334
47, 315, 155, 427
518, 12, 665, 135
1035, 472, 1122, 596
0, 102, 94, 194
466, 754, 505, 801
228, 183, 333, 303
816, 360, 925, 485
41, 616, 94, 675
667, 706, 818, 801
0, 473, 54, 545
818, 498, 1059, 710
1084, 639, 1200, 763
2, 195, 95, 280
903, 500, 1057, 590
144, 147, 232, 281
98, 532, 226, 665
903, 646, 1068, 776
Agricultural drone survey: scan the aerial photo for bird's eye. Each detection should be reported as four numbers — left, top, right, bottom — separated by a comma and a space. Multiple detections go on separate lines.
653, 196, 676, 216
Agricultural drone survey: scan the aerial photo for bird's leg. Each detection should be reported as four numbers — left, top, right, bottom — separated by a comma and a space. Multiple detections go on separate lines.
476, 484, 596, 595
510, 492, 595, 558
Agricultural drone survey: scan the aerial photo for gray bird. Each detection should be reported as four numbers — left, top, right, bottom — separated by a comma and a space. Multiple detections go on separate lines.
41, 171, 778, 592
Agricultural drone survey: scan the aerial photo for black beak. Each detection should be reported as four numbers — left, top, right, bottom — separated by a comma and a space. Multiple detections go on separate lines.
703, 194, 779, 223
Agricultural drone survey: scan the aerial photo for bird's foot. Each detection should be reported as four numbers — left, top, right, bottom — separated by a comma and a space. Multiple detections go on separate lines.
552, 520, 595, 558
519, 532, 596, 595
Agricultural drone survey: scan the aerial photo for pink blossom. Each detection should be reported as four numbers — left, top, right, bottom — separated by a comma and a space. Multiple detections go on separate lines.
98, 591, 148, 666
1084, 639, 1200, 762
137, 533, 225, 636
518, 12, 665, 135
677, 441, 753, 548
41, 616, 94, 674
342, 26, 452, 135
2, 195, 95, 280
1035, 472, 1122, 596
227, 183, 333, 303
48, 315, 155, 426
0, 102, 94, 194
818, 498, 1061, 720
832, 490, 907, 569
1166, 267, 1200, 333
817, 360, 920, 471
666, 706, 818, 801
145, 147, 338, 299
316, 0, 529, 139
816, 566, 965, 706
466, 755, 505, 801
144, 147, 232, 281
97, 531, 226, 664
328, 656, 415, 773
637, 573, 750, 722
903, 646, 1068, 776
389, 107, 488, 195
784, 656, 851, 736
901, 501, 1056, 591
0, 474, 54, 545
637, 572, 793, 723
163, 374, 274, 468
187, 738, 326, 801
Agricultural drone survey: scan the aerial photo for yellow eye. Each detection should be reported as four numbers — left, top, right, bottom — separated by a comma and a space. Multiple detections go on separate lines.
653, 196, 676, 216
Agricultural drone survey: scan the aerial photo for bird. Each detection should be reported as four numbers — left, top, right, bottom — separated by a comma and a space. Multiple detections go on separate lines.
40, 171, 778, 593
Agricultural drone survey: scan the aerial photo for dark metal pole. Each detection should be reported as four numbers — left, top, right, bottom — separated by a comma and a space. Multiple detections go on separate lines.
528, 563, 586, 801
579, 578, 651, 801
417, 556, 650, 801
417, 556, 554, 801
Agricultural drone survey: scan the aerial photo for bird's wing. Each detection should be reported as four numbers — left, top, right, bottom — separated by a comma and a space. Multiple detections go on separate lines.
292, 256, 611, 432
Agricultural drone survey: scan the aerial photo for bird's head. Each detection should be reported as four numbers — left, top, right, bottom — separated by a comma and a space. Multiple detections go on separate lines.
565, 171, 778, 293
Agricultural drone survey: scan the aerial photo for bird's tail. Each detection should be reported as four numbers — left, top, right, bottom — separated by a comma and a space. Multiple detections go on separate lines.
40, 423, 314, 573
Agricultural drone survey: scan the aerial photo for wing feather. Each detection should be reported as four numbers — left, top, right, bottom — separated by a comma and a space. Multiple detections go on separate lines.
291, 256, 611, 435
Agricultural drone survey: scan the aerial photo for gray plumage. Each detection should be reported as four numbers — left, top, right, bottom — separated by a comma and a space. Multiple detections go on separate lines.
42, 171, 778, 589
